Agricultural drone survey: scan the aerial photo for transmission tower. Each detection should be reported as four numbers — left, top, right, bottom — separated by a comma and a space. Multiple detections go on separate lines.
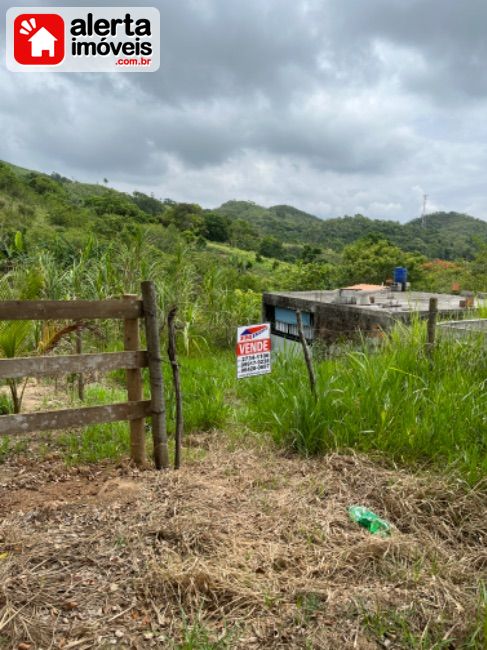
421, 193, 428, 228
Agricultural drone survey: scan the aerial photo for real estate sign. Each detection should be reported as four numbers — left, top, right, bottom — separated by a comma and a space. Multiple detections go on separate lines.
236, 323, 271, 379
6, 7, 160, 72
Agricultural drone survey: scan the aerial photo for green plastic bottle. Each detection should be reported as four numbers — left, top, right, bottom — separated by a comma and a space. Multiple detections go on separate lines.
348, 506, 391, 536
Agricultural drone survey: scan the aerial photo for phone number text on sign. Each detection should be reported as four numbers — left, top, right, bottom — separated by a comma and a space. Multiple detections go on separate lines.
236, 323, 272, 379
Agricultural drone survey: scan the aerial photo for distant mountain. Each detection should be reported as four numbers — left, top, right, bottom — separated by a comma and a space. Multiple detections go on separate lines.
215, 201, 487, 259
2, 158, 487, 261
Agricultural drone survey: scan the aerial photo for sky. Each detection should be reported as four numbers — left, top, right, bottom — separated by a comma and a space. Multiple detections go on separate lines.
1, 0, 487, 222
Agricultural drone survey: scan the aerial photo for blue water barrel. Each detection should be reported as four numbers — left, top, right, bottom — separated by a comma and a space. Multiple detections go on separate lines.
394, 267, 408, 284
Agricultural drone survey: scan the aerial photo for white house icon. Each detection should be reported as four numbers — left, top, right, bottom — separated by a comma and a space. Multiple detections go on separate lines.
28, 26, 57, 57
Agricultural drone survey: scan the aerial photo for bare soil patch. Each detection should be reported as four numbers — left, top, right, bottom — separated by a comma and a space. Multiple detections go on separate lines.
0, 436, 485, 649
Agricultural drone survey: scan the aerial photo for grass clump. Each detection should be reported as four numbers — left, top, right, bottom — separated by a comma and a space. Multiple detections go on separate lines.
165, 353, 234, 434
361, 590, 486, 649
175, 618, 234, 649
0, 393, 13, 415
238, 322, 487, 483
59, 421, 130, 464
59, 383, 132, 464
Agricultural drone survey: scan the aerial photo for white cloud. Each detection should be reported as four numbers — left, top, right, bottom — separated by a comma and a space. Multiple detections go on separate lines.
1, 0, 487, 222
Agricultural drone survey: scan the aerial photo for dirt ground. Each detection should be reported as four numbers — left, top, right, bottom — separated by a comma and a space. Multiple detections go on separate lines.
0, 434, 486, 649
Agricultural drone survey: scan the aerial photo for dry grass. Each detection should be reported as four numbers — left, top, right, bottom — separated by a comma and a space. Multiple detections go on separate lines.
0, 435, 486, 649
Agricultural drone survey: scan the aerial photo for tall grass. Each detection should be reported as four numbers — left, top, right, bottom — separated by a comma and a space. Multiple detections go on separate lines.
164, 353, 235, 434
48, 356, 236, 465
238, 322, 487, 483
59, 384, 131, 464
8, 317, 484, 483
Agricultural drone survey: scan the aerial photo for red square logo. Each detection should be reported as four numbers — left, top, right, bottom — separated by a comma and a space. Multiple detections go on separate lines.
14, 14, 65, 66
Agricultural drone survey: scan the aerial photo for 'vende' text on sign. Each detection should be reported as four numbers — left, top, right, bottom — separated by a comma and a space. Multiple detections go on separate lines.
6, 7, 160, 72
236, 323, 271, 379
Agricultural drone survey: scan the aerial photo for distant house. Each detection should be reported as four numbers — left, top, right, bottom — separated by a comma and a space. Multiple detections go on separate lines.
29, 27, 57, 58
263, 287, 473, 349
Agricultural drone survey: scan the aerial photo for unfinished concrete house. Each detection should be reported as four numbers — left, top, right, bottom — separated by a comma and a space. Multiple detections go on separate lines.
263, 283, 475, 349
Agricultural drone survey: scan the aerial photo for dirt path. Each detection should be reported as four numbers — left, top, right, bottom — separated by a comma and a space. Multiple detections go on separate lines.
0, 437, 485, 649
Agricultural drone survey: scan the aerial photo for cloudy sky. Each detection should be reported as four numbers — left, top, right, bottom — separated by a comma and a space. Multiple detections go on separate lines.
2, 0, 487, 221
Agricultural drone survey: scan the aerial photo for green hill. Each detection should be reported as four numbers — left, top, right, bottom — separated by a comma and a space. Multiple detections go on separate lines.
215, 200, 487, 260
2, 159, 487, 262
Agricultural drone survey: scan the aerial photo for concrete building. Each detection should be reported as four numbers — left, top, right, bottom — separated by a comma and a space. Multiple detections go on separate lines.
263, 285, 475, 349
438, 318, 487, 342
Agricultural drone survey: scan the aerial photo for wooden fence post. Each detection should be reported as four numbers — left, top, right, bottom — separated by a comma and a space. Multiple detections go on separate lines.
141, 281, 170, 470
426, 297, 438, 358
167, 307, 183, 469
296, 310, 317, 400
123, 296, 146, 467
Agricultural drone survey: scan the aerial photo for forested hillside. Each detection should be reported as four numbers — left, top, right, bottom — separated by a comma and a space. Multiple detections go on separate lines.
215, 200, 487, 259
1, 159, 487, 299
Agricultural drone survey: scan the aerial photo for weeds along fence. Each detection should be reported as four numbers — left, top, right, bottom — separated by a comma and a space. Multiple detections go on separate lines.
0, 280, 169, 469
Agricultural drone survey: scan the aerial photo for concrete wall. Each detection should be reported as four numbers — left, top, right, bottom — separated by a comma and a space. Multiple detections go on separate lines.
438, 318, 487, 343
263, 292, 405, 343
270, 334, 303, 355
263, 291, 473, 343
314, 302, 397, 341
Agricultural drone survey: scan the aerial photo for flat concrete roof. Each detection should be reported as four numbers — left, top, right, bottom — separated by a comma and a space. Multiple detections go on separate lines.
264, 290, 474, 316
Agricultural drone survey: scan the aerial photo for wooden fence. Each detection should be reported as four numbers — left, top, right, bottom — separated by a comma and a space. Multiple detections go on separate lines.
0, 280, 169, 469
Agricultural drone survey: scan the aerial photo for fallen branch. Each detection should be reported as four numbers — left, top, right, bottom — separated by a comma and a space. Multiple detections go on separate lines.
167, 306, 183, 469
296, 309, 317, 400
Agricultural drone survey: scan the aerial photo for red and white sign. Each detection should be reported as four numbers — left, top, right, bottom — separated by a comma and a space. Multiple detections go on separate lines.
14, 14, 65, 66
236, 323, 272, 379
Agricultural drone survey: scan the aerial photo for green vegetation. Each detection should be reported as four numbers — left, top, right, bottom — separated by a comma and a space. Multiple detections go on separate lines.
361, 583, 487, 650
238, 322, 487, 483
59, 384, 130, 464
216, 200, 487, 260
1, 161, 486, 650
0, 159, 486, 484
7, 322, 484, 484
174, 619, 234, 649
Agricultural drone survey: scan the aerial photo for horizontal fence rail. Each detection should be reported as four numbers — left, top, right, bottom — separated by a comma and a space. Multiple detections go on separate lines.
0, 283, 170, 469
0, 401, 152, 437
0, 351, 149, 380
0, 298, 143, 321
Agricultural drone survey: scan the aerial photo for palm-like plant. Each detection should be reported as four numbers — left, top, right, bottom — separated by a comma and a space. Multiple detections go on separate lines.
0, 321, 34, 412
0, 264, 83, 413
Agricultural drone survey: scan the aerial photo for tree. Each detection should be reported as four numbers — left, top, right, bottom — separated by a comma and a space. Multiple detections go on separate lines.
338, 236, 425, 286
87, 193, 147, 221
0, 163, 23, 197
165, 203, 206, 236
132, 191, 165, 218
300, 244, 322, 263
229, 219, 259, 250
259, 236, 284, 260
28, 173, 63, 196
466, 243, 487, 291
203, 212, 230, 242
285, 261, 337, 290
